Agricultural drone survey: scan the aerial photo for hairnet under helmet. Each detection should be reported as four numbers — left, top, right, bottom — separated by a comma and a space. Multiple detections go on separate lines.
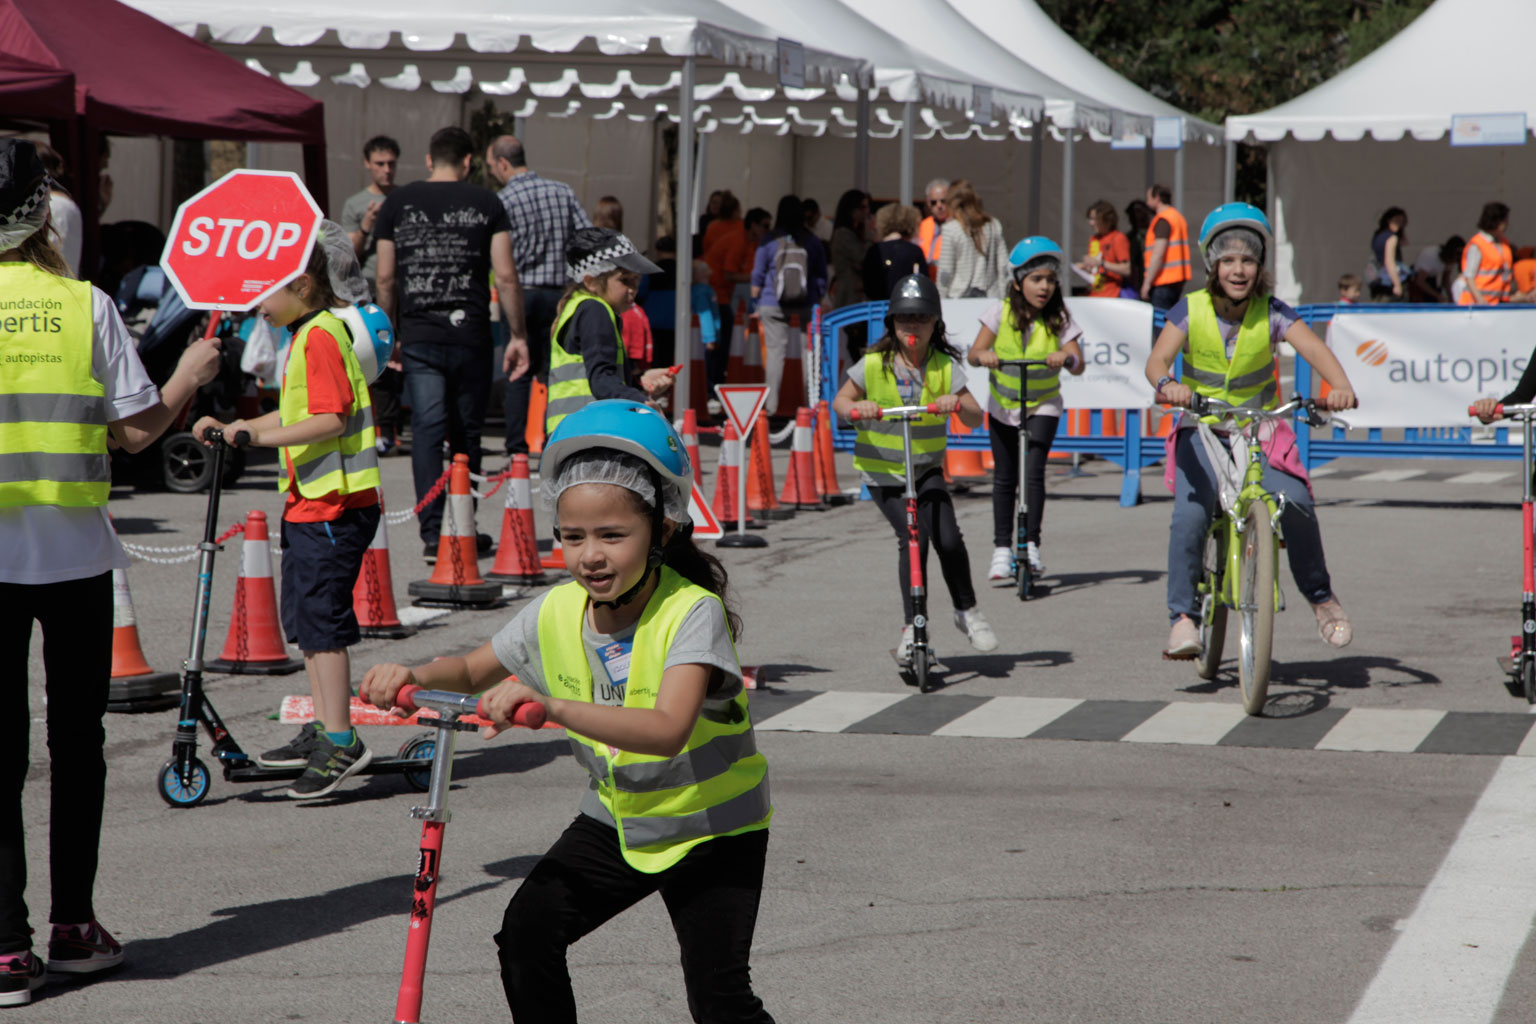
316, 220, 370, 304
543, 449, 690, 525
1205, 227, 1265, 267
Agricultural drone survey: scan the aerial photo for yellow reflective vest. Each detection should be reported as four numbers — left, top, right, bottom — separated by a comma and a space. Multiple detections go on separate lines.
1183, 291, 1278, 418
991, 312, 1061, 412
0, 263, 108, 508
278, 309, 380, 497
547, 292, 622, 435
537, 567, 771, 873
852, 349, 951, 483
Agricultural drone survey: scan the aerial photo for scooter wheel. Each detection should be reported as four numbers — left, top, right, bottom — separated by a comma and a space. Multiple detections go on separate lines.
400, 734, 436, 792
157, 756, 211, 807
913, 647, 933, 693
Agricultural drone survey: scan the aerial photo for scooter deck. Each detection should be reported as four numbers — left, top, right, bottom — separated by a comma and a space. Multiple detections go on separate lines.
220, 754, 429, 784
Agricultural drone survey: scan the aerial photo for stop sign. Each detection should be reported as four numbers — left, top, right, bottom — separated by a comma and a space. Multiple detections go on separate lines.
160, 169, 323, 311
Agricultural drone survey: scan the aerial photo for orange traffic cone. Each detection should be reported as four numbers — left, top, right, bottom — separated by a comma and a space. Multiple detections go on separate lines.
747, 411, 793, 520
408, 454, 506, 608
486, 454, 548, 586
107, 565, 180, 711
778, 407, 824, 510
812, 400, 851, 506
979, 414, 996, 470
209, 510, 304, 675
680, 407, 705, 480
711, 422, 755, 527
353, 499, 415, 639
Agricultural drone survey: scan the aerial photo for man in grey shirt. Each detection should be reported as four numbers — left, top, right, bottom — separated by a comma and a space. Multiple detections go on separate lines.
340, 135, 399, 298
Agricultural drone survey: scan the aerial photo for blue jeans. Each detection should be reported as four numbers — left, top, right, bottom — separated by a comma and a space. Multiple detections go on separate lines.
1167, 428, 1333, 623
1149, 282, 1185, 311
405, 342, 492, 544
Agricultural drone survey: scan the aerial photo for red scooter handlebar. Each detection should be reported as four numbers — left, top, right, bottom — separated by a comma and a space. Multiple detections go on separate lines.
395, 684, 548, 729
1469, 403, 1505, 417
848, 402, 941, 421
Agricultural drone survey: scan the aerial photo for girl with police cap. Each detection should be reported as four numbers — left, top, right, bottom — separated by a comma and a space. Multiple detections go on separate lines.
0, 138, 222, 1003
1144, 203, 1358, 660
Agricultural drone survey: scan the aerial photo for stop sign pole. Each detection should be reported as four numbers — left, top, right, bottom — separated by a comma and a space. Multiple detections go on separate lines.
160, 169, 324, 312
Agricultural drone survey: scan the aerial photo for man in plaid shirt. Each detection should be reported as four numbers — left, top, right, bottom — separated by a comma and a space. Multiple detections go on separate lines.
487, 135, 592, 455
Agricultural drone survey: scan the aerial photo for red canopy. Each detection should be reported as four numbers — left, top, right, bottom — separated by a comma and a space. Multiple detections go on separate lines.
0, 52, 72, 120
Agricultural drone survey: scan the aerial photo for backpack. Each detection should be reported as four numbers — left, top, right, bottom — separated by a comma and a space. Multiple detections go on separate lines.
772, 236, 810, 306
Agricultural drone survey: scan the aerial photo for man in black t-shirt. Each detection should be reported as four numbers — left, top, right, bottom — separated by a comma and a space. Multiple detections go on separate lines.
375, 126, 529, 556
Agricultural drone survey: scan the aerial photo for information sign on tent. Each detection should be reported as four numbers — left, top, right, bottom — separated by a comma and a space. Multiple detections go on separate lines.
776, 38, 806, 89
1153, 116, 1183, 150
715, 384, 771, 439
1450, 113, 1527, 147
688, 481, 725, 540
972, 86, 994, 126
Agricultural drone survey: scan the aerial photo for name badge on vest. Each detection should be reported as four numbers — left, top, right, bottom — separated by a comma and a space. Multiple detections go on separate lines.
595, 639, 633, 704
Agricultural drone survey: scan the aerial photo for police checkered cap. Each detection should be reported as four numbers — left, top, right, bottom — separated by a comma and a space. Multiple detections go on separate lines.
566, 227, 661, 282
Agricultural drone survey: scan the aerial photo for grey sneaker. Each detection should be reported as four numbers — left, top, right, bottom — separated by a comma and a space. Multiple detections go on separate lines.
286, 733, 373, 800
258, 722, 320, 768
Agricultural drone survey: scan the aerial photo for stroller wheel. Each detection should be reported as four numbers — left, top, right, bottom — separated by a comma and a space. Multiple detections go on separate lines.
162, 432, 215, 493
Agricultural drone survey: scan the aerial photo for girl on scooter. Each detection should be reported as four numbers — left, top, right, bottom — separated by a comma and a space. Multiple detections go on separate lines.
360, 401, 775, 1024
832, 274, 999, 660
1143, 203, 1358, 660
967, 237, 1085, 584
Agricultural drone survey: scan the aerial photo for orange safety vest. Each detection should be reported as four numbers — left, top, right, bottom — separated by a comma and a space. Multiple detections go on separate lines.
1459, 232, 1513, 305
1145, 206, 1191, 287
917, 217, 943, 280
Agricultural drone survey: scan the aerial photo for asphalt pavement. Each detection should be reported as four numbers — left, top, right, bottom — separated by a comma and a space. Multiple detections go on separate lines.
17, 439, 1536, 1023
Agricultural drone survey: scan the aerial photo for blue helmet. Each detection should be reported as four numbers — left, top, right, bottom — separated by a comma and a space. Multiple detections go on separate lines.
334, 302, 394, 384
541, 399, 692, 496
1197, 203, 1273, 270
1008, 237, 1065, 277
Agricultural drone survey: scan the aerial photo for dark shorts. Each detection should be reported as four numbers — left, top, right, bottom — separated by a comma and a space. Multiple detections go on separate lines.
280, 505, 380, 653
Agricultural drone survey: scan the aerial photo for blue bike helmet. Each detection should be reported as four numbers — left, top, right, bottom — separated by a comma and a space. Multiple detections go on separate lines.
1008, 236, 1065, 279
1198, 203, 1273, 270
334, 302, 394, 384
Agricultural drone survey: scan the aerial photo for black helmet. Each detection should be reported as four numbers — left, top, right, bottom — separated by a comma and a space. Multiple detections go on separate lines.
887, 273, 941, 318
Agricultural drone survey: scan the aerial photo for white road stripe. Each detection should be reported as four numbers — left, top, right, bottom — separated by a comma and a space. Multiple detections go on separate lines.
1444, 471, 1514, 486
1121, 702, 1249, 745
1315, 709, 1447, 753
933, 696, 1082, 738
1347, 757, 1536, 1024
754, 691, 907, 732
1352, 468, 1427, 483
1308, 466, 1339, 478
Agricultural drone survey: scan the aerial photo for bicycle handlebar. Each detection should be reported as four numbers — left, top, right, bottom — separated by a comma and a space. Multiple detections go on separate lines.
1469, 402, 1536, 419
849, 403, 941, 421
1188, 393, 1344, 429
395, 684, 547, 729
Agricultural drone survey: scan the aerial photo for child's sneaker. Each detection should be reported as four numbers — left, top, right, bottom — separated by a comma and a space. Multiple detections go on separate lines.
1025, 542, 1046, 575
46, 920, 123, 974
0, 952, 44, 1005
954, 609, 999, 652
987, 546, 1013, 586
258, 721, 320, 768
286, 733, 373, 800
896, 624, 915, 666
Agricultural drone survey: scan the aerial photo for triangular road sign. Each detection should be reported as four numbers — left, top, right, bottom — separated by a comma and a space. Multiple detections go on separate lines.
688, 480, 724, 540
715, 384, 770, 439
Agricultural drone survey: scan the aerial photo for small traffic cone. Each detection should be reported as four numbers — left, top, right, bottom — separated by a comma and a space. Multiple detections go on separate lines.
747, 410, 793, 520
778, 407, 824, 510
408, 454, 506, 608
711, 422, 756, 527
486, 454, 548, 586
812, 400, 851, 506
980, 414, 996, 471
352, 499, 415, 639
527, 378, 549, 455
209, 510, 303, 675
680, 407, 705, 480
107, 566, 180, 712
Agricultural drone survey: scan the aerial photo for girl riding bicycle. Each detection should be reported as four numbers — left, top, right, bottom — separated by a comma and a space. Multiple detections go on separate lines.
967, 237, 1085, 583
1144, 203, 1358, 659
832, 274, 998, 660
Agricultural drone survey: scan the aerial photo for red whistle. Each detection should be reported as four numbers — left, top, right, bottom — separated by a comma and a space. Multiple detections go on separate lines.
667, 364, 683, 375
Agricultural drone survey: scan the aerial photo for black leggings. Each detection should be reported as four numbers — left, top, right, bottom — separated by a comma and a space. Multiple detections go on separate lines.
497, 814, 775, 1024
988, 413, 1060, 549
0, 572, 112, 954
868, 469, 977, 623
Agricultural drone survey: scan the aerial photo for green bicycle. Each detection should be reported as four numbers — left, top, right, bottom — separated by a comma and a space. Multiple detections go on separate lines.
1186, 393, 1339, 715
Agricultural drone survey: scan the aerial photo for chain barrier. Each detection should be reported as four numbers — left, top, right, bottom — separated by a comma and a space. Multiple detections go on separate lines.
121, 521, 251, 564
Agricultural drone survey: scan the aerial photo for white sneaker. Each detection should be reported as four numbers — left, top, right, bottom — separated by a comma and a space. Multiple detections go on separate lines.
1025, 542, 1045, 575
896, 624, 915, 665
955, 608, 999, 652
988, 546, 1013, 586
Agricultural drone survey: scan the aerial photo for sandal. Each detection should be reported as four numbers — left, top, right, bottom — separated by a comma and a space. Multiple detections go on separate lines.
1312, 598, 1352, 648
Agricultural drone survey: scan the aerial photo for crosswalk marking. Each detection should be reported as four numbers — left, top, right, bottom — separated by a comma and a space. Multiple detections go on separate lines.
1352, 468, 1428, 483
1121, 702, 1250, 746
932, 696, 1082, 738
1442, 470, 1513, 486
754, 691, 906, 732
1314, 708, 1446, 752
1308, 465, 1339, 477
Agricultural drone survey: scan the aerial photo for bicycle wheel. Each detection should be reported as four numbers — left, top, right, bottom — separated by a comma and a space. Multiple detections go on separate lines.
1237, 504, 1276, 715
1195, 531, 1227, 680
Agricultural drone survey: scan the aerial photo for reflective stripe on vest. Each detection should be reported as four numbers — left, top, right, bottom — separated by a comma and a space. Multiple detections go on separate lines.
1146, 207, 1191, 287
852, 350, 952, 482
538, 567, 770, 873
1184, 291, 1277, 417
547, 292, 622, 434
0, 264, 107, 508
990, 312, 1061, 411
278, 309, 381, 497
1458, 232, 1512, 306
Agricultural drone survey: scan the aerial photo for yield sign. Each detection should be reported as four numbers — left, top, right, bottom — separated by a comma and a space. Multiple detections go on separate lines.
714, 384, 770, 438
687, 481, 724, 540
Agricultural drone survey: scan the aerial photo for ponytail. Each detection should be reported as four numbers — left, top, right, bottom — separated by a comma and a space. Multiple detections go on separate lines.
664, 532, 743, 641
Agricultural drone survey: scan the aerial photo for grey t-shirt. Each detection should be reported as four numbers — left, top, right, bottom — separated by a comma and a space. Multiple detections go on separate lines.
340, 187, 385, 295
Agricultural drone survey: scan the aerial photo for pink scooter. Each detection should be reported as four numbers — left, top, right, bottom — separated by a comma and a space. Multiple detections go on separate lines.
1469, 402, 1536, 702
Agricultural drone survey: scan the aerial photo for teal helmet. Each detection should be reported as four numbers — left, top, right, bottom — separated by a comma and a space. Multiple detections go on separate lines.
541, 399, 691, 496
1008, 236, 1064, 278
1198, 203, 1273, 269
334, 302, 393, 384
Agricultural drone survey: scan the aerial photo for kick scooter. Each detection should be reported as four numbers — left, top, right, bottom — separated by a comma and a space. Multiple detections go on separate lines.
390, 684, 545, 1024
851, 401, 944, 693
156, 428, 440, 807
995, 359, 1052, 601
1468, 402, 1536, 701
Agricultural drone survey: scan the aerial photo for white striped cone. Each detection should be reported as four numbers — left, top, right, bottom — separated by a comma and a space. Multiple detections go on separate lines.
353, 498, 413, 637
778, 407, 824, 510
211, 510, 302, 673
488, 454, 548, 583
710, 423, 753, 525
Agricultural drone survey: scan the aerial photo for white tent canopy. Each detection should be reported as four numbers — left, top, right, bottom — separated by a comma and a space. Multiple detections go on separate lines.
1223, 0, 1536, 303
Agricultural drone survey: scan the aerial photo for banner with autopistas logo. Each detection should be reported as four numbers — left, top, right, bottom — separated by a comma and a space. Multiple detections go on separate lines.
1326, 309, 1536, 428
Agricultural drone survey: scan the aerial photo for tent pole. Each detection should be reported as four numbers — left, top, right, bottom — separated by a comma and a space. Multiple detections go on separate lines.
1174, 142, 1185, 214
1061, 127, 1075, 272
1223, 139, 1236, 203
899, 102, 915, 205
674, 57, 695, 418
691, 130, 709, 228
854, 86, 870, 193
302, 142, 330, 217
1143, 134, 1155, 192
1027, 121, 1042, 235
